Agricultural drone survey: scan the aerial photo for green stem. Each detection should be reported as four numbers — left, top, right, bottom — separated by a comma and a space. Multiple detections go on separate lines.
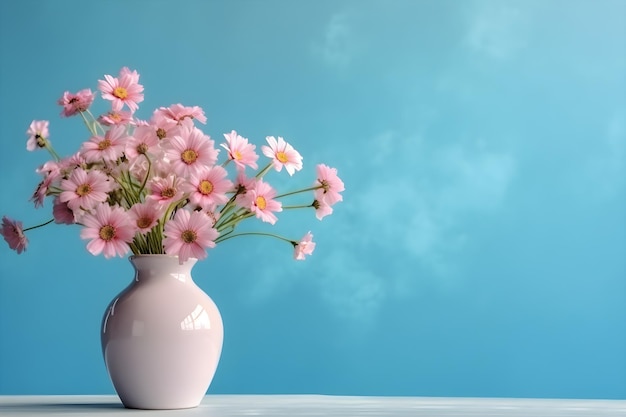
215, 231, 294, 245
79, 111, 98, 136
282, 204, 314, 210
216, 211, 252, 232
23, 218, 55, 232
44, 143, 62, 162
85, 110, 106, 135
255, 162, 274, 179
137, 154, 152, 196
275, 185, 322, 199
159, 199, 185, 241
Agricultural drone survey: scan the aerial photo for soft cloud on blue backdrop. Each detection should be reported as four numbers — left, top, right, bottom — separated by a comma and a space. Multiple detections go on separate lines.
0, 0, 624, 399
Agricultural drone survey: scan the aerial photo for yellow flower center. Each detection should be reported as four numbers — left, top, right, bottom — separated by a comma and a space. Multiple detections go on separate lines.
234, 150, 243, 160
161, 187, 176, 198
76, 184, 92, 197
181, 149, 198, 164
256, 196, 267, 210
99, 225, 116, 241
110, 113, 122, 122
98, 139, 111, 150
182, 229, 197, 244
276, 151, 289, 163
113, 87, 128, 100
198, 180, 214, 195
136, 217, 152, 229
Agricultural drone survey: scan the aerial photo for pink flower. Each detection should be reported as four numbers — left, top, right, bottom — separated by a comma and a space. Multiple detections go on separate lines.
293, 231, 315, 260
234, 171, 256, 194
30, 174, 55, 208
125, 125, 159, 160
98, 67, 144, 112
153, 104, 207, 125
128, 200, 164, 233
313, 198, 333, 220
58, 89, 95, 117
53, 198, 76, 224
36, 159, 61, 176
314, 164, 344, 205
184, 166, 233, 210
261, 136, 303, 176
147, 175, 186, 206
98, 110, 134, 126
163, 209, 218, 264
165, 123, 218, 177
221, 130, 259, 170
26, 120, 50, 151
238, 179, 282, 225
37, 154, 83, 191
59, 168, 114, 212
149, 110, 181, 141
81, 125, 129, 163
80, 204, 135, 258
0, 216, 28, 254
55, 152, 87, 178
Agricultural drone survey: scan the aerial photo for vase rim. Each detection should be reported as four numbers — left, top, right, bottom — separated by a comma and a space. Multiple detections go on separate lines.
129, 254, 198, 260
128, 254, 200, 267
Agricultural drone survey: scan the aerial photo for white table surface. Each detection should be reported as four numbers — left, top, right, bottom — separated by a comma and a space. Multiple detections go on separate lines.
1, 395, 625, 416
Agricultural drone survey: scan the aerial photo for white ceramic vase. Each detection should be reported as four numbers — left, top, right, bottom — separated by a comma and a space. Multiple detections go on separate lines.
101, 255, 223, 409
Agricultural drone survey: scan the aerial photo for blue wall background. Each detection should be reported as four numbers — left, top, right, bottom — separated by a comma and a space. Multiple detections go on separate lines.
1, 0, 625, 399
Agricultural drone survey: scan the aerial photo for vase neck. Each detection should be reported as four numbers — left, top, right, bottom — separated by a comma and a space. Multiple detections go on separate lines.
129, 255, 197, 283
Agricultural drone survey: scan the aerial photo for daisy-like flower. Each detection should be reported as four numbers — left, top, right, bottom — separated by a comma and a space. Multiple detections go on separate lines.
36, 159, 60, 176
165, 123, 219, 177
293, 231, 315, 260
238, 179, 282, 225
59, 168, 114, 212
58, 89, 95, 117
98, 67, 144, 112
36, 153, 83, 189
221, 130, 259, 170
163, 209, 219, 264
128, 200, 165, 233
81, 125, 130, 163
80, 204, 136, 258
183, 166, 233, 210
314, 164, 345, 206
30, 174, 55, 208
149, 110, 181, 141
0, 216, 28, 254
234, 171, 255, 194
125, 125, 159, 160
98, 110, 134, 126
26, 120, 50, 151
147, 175, 186, 206
261, 136, 303, 176
153, 103, 207, 125
53, 198, 76, 224
56, 152, 87, 178
312, 198, 333, 220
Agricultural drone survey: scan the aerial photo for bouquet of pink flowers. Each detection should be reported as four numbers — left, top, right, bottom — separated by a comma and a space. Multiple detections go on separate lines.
1, 67, 344, 263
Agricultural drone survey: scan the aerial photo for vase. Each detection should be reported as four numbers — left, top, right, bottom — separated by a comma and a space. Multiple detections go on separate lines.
101, 254, 223, 409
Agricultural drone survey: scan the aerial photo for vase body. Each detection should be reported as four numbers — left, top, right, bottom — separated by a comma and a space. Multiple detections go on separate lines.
101, 255, 223, 410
